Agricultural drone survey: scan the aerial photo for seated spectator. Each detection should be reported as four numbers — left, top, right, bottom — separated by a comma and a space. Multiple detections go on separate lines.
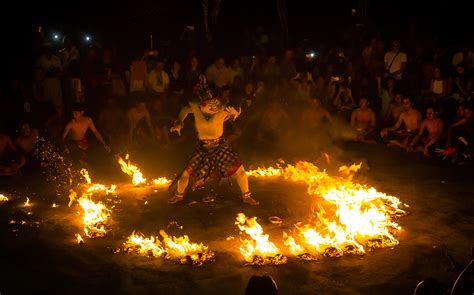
333, 81, 356, 114
205, 57, 231, 88
350, 98, 376, 143
380, 78, 396, 120
449, 64, 471, 101
126, 99, 155, 145
184, 56, 202, 90
228, 57, 243, 84
146, 60, 169, 97
15, 122, 38, 155
386, 93, 404, 126
168, 60, 184, 96
301, 98, 332, 132
408, 107, 444, 156
429, 67, 449, 104
150, 99, 175, 145
380, 97, 421, 148
0, 133, 25, 176
444, 105, 473, 163
257, 99, 290, 146
62, 103, 110, 163
245, 274, 278, 295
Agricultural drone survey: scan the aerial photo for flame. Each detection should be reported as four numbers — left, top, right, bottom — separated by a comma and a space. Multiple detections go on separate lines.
52, 203, 58, 208
80, 168, 116, 194
75, 233, 84, 244
116, 154, 146, 185
248, 161, 408, 258
152, 177, 171, 186
78, 194, 111, 238
0, 194, 8, 202
124, 231, 166, 257
246, 166, 282, 177
68, 189, 77, 207
235, 213, 286, 265
80, 168, 92, 184
159, 230, 215, 265
123, 230, 215, 265
24, 197, 30, 207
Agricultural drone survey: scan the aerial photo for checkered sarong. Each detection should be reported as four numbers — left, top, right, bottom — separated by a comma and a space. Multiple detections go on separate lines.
181, 137, 242, 190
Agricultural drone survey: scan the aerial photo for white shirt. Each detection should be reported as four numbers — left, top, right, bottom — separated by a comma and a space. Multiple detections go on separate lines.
384, 51, 407, 80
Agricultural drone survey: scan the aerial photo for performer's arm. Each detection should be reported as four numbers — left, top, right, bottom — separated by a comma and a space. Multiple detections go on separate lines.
170, 104, 192, 135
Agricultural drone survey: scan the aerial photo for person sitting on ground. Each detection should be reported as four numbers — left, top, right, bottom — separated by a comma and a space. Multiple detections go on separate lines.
62, 103, 110, 162
351, 98, 377, 143
386, 93, 404, 126
380, 97, 422, 148
333, 81, 356, 115
301, 98, 332, 132
443, 105, 473, 163
15, 122, 38, 155
126, 98, 155, 145
257, 99, 290, 147
408, 107, 444, 156
0, 133, 25, 176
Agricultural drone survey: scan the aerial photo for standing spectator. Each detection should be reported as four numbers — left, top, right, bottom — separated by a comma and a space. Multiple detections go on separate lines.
36, 44, 63, 118
429, 67, 449, 105
383, 40, 407, 84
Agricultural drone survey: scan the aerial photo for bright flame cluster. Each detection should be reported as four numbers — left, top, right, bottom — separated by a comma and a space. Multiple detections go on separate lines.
0, 194, 9, 202
235, 213, 286, 265
77, 193, 111, 238
116, 154, 147, 186
244, 161, 408, 261
123, 230, 215, 265
80, 169, 116, 194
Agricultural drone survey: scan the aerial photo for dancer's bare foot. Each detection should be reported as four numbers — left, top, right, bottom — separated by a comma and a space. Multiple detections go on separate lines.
242, 192, 259, 206
169, 193, 184, 204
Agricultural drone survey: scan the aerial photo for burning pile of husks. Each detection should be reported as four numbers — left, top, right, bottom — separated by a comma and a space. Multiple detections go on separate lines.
245, 161, 408, 262
123, 230, 215, 265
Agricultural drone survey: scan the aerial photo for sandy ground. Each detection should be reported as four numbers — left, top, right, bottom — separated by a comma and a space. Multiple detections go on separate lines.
0, 141, 473, 295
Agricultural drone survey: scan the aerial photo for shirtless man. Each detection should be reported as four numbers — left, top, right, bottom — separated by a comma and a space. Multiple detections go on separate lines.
380, 97, 421, 148
301, 98, 332, 131
350, 98, 376, 142
386, 93, 404, 126
15, 123, 38, 154
257, 99, 290, 143
62, 103, 110, 161
0, 134, 25, 176
169, 87, 258, 206
408, 107, 444, 156
127, 99, 154, 144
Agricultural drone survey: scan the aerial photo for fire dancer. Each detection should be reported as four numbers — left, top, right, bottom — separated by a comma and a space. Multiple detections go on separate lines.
169, 81, 258, 205
62, 103, 110, 162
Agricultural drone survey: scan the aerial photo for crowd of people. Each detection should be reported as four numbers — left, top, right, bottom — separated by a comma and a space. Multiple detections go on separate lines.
1, 27, 474, 176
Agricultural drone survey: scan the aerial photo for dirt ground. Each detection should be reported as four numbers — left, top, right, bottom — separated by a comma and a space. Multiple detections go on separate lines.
0, 141, 473, 295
